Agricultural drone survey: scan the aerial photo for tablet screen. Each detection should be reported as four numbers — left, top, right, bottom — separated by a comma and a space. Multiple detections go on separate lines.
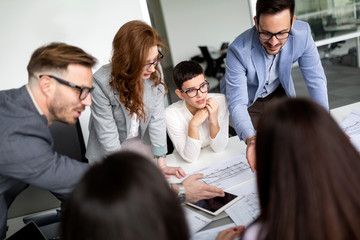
187, 191, 240, 215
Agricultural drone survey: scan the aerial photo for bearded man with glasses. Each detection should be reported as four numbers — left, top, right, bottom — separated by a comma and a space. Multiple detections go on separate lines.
220, 0, 329, 172
0, 42, 97, 239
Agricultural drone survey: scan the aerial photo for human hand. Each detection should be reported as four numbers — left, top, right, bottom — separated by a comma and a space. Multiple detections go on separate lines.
182, 173, 224, 203
205, 98, 219, 124
215, 226, 245, 240
246, 136, 256, 172
157, 157, 186, 179
190, 108, 209, 128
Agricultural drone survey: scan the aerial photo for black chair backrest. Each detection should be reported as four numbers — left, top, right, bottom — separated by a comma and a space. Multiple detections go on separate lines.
49, 119, 87, 163
220, 42, 229, 50
199, 46, 216, 77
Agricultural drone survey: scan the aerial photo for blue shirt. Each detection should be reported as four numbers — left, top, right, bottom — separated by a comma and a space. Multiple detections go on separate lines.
260, 49, 280, 98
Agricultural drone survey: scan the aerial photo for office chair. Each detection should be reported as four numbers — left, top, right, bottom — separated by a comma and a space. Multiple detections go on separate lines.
167, 133, 174, 155
199, 46, 226, 80
49, 120, 88, 163
220, 42, 229, 51
21, 119, 88, 239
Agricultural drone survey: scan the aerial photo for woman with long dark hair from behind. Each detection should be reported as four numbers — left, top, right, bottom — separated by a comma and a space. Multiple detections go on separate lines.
62, 151, 189, 240
62, 151, 244, 240
242, 98, 360, 239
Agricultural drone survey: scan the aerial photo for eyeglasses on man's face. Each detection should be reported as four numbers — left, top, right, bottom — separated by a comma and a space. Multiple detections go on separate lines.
39, 75, 94, 100
258, 30, 291, 40
181, 81, 210, 98
143, 50, 164, 70
257, 21, 292, 41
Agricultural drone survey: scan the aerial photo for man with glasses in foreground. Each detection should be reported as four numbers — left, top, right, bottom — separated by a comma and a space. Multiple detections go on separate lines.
166, 60, 229, 162
0, 42, 97, 239
221, 0, 329, 172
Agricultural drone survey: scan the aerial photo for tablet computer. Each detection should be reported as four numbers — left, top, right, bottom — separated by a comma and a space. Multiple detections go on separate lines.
186, 192, 242, 216
7, 221, 47, 240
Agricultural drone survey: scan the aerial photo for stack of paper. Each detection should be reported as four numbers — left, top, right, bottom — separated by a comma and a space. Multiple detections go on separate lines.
339, 109, 360, 153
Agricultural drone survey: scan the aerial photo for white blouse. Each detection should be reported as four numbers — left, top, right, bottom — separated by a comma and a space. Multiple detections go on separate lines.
165, 93, 229, 162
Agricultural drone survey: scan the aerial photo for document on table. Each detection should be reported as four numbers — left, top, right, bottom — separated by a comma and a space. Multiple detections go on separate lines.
225, 179, 260, 226
190, 153, 256, 190
185, 153, 258, 237
184, 207, 212, 235
190, 223, 237, 240
339, 109, 360, 153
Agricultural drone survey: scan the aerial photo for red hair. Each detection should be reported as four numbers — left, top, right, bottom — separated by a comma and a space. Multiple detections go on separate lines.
110, 20, 168, 120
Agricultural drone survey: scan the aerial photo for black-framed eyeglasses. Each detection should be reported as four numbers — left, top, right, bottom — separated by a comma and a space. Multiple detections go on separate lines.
181, 81, 210, 98
143, 50, 164, 70
257, 20, 292, 41
39, 75, 94, 100
258, 30, 291, 40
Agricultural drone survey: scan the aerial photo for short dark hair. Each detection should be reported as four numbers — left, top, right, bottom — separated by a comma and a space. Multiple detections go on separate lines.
172, 60, 204, 90
256, 0, 295, 23
27, 42, 97, 78
254, 98, 360, 239
62, 151, 189, 240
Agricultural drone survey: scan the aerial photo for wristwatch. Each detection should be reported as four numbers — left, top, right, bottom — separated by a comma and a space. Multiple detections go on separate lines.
177, 183, 186, 203
154, 154, 166, 160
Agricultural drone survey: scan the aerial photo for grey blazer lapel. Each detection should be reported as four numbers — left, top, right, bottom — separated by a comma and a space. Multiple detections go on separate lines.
114, 91, 131, 135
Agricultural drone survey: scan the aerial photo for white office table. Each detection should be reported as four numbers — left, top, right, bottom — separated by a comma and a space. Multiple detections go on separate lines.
166, 136, 245, 180
330, 101, 360, 122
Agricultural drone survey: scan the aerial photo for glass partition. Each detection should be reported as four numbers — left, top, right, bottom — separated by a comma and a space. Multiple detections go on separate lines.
295, 0, 360, 108
296, 0, 360, 68
296, 0, 360, 41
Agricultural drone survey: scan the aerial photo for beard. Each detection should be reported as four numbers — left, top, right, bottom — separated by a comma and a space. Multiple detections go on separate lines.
48, 98, 84, 125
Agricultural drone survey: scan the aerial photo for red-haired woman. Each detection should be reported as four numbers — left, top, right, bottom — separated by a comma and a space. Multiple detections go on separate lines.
86, 20, 185, 178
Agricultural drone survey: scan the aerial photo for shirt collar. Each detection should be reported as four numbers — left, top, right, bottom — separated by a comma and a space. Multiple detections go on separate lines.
26, 84, 44, 115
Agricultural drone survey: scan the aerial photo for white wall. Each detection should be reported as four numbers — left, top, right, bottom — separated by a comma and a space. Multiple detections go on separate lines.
159, 0, 252, 65
0, 0, 150, 145
0, 0, 254, 143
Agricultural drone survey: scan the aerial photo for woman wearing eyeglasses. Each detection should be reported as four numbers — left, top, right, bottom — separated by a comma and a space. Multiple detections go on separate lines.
165, 60, 229, 162
86, 20, 185, 178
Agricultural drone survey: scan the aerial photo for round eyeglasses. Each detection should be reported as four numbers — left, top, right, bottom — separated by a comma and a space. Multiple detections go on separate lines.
39, 75, 94, 100
181, 81, 210, 98
143, 50, 164, 70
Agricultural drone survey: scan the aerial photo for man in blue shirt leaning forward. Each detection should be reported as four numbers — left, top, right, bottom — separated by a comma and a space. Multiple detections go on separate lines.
221, 0, 328, 171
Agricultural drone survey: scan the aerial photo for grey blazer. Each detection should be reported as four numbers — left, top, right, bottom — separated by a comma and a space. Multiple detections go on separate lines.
86, 64, 167, 163
0, 86, 88, 239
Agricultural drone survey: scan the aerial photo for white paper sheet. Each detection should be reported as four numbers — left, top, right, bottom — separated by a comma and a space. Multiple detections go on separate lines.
190, 223, 237, 240
225, 179, 260, 226
190, 153, 256, 190
339, 109, 360, 152
184, 207, 212, 234
185, 153, 257, 238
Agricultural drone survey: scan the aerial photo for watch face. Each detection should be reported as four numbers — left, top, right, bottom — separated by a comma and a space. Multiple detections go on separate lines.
179, 194, 186, 203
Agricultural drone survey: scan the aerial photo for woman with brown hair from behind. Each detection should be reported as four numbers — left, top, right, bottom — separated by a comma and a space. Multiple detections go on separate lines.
242, 98, 360, 240
62, 151, 244, 240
